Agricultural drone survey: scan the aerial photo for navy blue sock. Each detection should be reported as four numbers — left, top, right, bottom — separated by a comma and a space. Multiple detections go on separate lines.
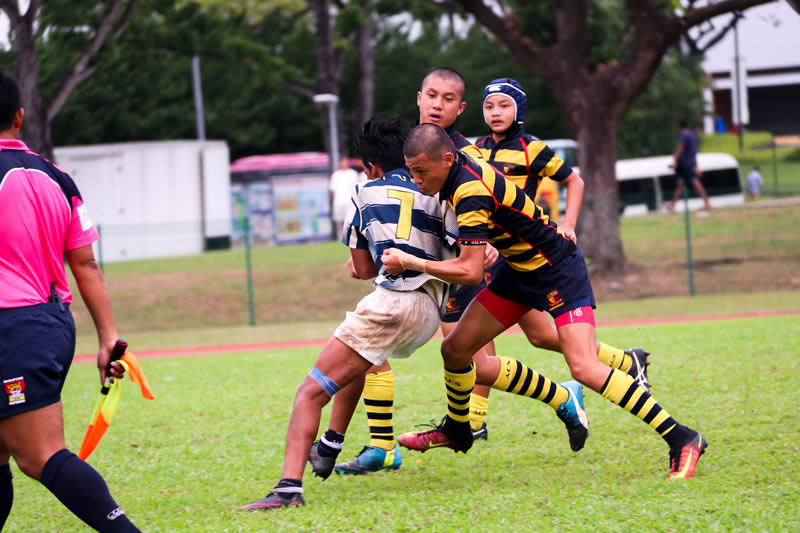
274, 478, 303, 499
40, 449, 140, 532
0, 464, 12, 530
318, 429, 344, 458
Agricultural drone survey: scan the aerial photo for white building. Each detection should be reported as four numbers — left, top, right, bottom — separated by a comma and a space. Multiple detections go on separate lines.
700, 0, 800, 135
54, 140, 232, 263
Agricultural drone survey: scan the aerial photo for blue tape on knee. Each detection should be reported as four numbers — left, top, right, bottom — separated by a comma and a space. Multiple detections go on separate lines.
309, 367, 340, 396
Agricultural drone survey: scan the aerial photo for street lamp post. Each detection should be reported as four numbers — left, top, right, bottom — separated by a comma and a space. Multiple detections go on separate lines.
313, 93, 340, 239
733, 14, 743, 152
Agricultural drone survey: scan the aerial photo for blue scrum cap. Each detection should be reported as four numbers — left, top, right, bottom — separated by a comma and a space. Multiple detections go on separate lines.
482, 78, 527, 124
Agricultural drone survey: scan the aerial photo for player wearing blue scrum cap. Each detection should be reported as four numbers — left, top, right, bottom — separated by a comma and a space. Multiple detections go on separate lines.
451, 77, 654, 435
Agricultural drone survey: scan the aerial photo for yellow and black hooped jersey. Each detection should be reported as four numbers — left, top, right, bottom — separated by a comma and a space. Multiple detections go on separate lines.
473, 130, 572, 199
446, 125, 484, 160
442, 151, 576, 273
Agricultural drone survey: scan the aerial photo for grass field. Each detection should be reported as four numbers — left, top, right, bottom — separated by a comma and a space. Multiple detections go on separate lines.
7, 315, 800, 531
30, 185, 798, 531
67, 202, 800, 336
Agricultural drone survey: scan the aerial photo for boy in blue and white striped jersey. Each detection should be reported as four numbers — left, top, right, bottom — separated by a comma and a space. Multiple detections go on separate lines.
240, 117, 457, 511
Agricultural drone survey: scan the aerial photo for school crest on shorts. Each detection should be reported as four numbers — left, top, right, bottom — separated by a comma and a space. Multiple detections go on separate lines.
3, 377, 26, 406
445, 297, 460, 314
546, 289, 563, 311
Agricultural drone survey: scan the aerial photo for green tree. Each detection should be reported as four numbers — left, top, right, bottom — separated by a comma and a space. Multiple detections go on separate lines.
0, 0, 139, 159
51, 0, 316, 159
452, 0, 773, 276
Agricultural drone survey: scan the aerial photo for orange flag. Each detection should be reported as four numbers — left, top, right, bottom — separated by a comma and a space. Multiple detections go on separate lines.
120, 352, 155, 400
78, 342, 155, 460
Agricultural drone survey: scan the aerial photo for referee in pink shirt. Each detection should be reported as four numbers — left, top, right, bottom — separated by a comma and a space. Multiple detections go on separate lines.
0, 71, 140, 531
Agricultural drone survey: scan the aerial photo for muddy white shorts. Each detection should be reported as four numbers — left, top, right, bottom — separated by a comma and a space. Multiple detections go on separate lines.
334, 285, 441, 366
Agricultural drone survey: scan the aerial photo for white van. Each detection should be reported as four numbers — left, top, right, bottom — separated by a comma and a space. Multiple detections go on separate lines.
541, 143, 743, 216
612, 153, 744, 215
464, 136, 743, 216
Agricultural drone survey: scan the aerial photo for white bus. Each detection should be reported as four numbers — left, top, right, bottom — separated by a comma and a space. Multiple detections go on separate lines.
465, 136, 743, 216
612, 152, 744, 215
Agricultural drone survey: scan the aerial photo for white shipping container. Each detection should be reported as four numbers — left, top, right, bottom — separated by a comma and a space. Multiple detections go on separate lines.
54, 140, 232, 263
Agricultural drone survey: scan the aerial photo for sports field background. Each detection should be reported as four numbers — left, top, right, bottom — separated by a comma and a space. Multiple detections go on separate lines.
7, 315, 800, 531
7, 202, 800, 531
68, 202, 800, 337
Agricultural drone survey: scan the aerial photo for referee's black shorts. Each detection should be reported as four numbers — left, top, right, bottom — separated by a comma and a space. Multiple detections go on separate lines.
0, 303, 75, 419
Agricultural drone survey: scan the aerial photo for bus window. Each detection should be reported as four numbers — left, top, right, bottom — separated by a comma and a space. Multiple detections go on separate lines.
699, 168, 743, 196
619, 176, 657, 213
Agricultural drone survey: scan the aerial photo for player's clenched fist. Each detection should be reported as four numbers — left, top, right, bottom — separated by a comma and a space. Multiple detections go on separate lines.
382, 248, 428, 275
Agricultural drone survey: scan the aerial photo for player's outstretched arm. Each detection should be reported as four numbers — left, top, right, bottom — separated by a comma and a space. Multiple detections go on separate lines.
382, 244, 485, 286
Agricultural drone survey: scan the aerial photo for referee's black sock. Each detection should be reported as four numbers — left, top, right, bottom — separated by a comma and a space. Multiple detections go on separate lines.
0, 463, 13, 530
40, 449, 140, 532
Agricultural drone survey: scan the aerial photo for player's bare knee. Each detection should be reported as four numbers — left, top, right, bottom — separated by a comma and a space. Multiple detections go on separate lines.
566, 360, 590, 384
295, 380, 332, 409
474, 363, 495, 386
13, 452, 46, 480
440, 337, 472, 368
526, 332, 559, 351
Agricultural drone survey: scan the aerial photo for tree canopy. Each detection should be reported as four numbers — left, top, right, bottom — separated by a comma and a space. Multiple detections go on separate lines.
13, 0, 707, 163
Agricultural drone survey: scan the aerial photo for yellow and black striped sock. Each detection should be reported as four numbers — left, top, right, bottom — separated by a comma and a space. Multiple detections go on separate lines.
469, 392, 490, 431
600, 369, 688, 447
363, 371, 395, 451
444, 364, 475, 423
597, 342, 633, 372
492, 356, 568, 410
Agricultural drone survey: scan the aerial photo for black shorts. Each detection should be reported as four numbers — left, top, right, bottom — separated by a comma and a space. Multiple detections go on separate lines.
484, 249, 596, 322
440, 256, 505, 323
675, 163, 698, 185
0, 303, 75, 419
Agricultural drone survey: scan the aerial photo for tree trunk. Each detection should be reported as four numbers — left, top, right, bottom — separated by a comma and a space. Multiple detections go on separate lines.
4, 0, 137, 161
7, 0, 53, 159
574, 115, 626, 277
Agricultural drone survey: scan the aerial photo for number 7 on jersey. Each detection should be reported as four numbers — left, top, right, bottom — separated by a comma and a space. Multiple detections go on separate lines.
387, 189, 414, 240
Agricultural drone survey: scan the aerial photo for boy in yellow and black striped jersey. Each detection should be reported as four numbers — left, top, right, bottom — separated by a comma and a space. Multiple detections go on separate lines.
326, 70, 585, 476
386, 124, 707, 480
463, 77, 653, 430
327, 70, 653, 475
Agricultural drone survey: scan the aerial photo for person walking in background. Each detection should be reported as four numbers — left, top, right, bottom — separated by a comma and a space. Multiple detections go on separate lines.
668, 119, 712, 211
329, 155, 360, 236
0, 70, 141, 531
746, 165, 763, 201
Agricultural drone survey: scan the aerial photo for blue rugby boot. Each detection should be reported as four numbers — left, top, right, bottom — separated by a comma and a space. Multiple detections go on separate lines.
334, 444, 402, 475
555, 380, 589, 452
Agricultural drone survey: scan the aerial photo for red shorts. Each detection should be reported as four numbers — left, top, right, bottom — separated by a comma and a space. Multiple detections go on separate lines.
477, 288, 595, 329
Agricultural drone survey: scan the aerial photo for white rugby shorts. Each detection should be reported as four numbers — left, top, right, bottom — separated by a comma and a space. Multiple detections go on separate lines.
334, 285, 440, 366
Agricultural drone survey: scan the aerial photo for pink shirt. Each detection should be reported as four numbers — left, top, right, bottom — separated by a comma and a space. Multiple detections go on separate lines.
0, 139, 98, 308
